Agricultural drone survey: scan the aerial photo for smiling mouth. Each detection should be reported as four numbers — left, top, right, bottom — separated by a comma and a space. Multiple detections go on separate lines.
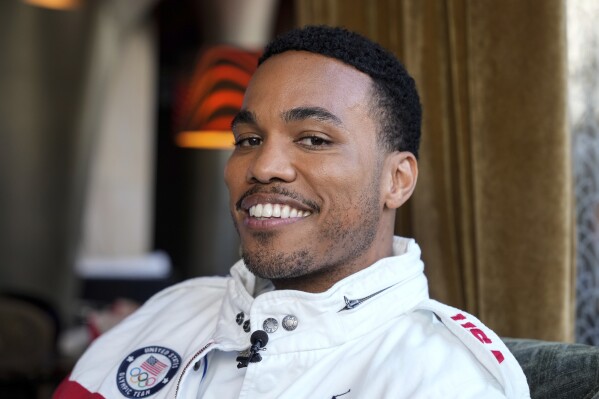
249, 203, 312, 219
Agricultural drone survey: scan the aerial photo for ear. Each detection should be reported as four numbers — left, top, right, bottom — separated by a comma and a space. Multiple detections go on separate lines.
382, 151, 418, 209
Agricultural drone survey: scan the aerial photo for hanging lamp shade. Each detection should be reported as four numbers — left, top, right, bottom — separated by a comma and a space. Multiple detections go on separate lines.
24, 0, 81, 9
176, 46, 261, 149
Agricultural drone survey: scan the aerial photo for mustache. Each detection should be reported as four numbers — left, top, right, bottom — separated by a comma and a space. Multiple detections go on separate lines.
236, 185, 321, 212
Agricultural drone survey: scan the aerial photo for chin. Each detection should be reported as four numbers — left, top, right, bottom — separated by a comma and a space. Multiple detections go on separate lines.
241, 245, 314, 281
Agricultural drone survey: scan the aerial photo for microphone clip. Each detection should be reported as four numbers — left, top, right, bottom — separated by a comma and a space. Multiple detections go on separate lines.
236, 330, 269, 369
235, 348, 264, 368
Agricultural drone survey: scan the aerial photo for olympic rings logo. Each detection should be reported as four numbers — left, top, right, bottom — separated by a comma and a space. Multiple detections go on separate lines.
129, 367, 156, 388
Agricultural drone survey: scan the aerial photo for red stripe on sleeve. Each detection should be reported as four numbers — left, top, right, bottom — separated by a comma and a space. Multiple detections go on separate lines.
53, 378, 106, 399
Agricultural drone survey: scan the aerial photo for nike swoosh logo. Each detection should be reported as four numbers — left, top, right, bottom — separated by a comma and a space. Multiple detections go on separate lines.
332, 388, 351, 398
337, 284, 396, 312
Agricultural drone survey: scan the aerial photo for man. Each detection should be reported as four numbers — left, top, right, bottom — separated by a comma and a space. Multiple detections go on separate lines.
55, 26, 530, 398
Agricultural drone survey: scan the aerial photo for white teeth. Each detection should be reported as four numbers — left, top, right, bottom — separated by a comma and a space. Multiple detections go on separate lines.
255, 204, 263, 217
248, 203, 310, 219
263, 203, 273, 217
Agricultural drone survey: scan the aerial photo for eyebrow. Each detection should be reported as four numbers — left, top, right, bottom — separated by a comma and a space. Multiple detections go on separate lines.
231, 110, 257, 131
230, 106, 343, 131
281, 106, 343, 126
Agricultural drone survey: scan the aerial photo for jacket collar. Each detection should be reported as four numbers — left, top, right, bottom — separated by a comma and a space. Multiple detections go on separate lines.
212, 237, 429, 353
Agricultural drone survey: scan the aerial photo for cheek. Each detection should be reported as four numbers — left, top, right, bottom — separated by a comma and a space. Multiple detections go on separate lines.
308, 160, 375, 206
224, 156, 243, 186
223, 160, 233, 189
224, 157, 245, 203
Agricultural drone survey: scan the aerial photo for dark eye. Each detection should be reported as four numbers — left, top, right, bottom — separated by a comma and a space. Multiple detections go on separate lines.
234, 136, 262, 148
298, 136, 331, 147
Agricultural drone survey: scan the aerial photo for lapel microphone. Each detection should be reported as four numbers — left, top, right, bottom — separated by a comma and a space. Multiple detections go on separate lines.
236, 330, 269, 368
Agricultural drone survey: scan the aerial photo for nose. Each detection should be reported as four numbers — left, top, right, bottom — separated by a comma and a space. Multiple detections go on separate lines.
246, 140, 296, 184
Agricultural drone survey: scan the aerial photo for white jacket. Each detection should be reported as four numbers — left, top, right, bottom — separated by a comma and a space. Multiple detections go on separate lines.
55, 237, 530, 398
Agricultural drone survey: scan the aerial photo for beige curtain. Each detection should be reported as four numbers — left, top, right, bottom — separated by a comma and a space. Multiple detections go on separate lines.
0, 0, 158, 321
296, 0, 574, 342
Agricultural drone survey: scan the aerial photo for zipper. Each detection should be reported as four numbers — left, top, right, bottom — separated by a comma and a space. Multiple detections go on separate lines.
174, 341, 214, 398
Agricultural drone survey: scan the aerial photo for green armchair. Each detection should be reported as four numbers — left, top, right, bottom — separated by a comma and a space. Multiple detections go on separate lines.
504, 338, 599, 399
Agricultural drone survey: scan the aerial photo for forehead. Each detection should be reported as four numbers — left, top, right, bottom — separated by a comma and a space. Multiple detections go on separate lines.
242, 51, 374, 118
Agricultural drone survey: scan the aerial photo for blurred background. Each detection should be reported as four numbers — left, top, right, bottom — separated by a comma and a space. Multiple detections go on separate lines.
0, 0, 598, 397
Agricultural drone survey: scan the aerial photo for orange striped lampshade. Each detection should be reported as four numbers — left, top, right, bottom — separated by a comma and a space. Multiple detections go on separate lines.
176, 46, 261, 149
24, 0, 81, 9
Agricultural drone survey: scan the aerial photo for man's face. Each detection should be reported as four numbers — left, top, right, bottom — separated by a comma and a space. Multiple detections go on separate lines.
224, 51, 392, 292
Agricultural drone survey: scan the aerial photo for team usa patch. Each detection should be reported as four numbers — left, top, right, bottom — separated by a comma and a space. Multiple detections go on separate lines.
116, 346, 181, 398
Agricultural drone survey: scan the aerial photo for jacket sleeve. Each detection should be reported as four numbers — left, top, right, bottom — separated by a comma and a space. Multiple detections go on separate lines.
53, 377, 107, 399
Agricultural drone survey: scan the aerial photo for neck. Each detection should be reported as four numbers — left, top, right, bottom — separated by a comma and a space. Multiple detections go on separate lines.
271, 233, 395, 293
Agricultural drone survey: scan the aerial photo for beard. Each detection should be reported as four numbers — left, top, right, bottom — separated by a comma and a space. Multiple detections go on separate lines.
237, 176, 382, 283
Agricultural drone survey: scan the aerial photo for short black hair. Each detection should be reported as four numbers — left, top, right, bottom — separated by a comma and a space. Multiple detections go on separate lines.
259, 25, 421, 158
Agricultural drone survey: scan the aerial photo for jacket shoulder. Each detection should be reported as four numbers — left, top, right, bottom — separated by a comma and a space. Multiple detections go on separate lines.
64, 276, 232, 398
144, 275, 229, 305
412, 299, 530, 398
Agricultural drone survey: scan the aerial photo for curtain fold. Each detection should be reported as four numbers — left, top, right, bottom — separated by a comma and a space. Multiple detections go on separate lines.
296, 0, 573, 342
